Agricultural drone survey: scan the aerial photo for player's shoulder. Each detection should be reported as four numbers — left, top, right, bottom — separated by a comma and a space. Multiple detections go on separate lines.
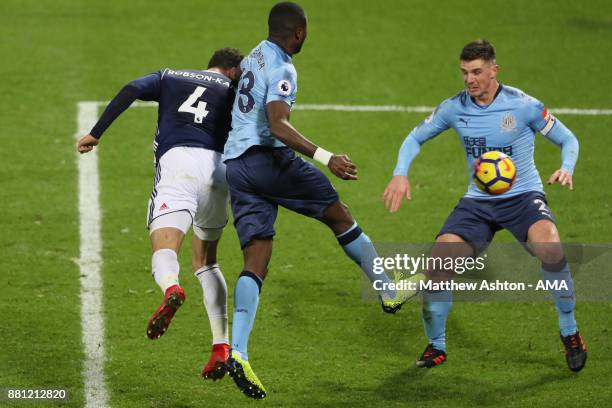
437, 89, 468, 113
500, 85, 548, 124
261, 41, 295, 73
500, 84, 542, 107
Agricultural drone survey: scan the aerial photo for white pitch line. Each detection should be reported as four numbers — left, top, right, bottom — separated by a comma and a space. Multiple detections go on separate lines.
76, 101, 109, 408
123, 101, 612, 116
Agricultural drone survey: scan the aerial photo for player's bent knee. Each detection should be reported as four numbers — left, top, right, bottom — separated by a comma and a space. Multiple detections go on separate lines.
527, 221, 564, 264
321, 201, 354, 235
150, 212, 191, 252
192, 238, 219, 271
527, 219, 561, 243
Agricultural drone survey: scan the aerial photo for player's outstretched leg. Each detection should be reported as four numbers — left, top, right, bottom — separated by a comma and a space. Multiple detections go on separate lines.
147, 225, 187, 340
321, 201, 420, 313
147, 248, 186, 339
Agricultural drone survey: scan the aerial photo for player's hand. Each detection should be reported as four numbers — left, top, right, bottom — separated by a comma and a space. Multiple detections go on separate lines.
383, 175, 412, 213
77, 134, 99, 154
547, 169, 573, 190
328, 154, 358, 180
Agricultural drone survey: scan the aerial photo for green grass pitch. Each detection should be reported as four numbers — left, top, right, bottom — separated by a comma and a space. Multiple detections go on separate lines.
1, 0, 612, 406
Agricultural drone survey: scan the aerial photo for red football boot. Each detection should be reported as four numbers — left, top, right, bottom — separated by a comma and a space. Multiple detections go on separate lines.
146, 285, 185, 340
202, 343, 230, 381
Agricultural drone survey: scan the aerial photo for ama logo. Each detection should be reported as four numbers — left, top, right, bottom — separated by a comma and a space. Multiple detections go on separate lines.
536, 280, 570, 291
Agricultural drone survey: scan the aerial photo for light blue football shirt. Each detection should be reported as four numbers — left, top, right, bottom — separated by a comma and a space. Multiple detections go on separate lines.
393, 85, 579, 199
223, 40, 298, 161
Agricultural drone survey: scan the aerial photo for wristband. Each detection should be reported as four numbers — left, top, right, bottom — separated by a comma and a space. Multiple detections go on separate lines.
313, 147, 333, 166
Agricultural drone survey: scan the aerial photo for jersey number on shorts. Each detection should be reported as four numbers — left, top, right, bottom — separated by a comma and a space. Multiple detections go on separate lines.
533, 199, 551, 216
238, 71, 255, 114
178, 86, 210, 124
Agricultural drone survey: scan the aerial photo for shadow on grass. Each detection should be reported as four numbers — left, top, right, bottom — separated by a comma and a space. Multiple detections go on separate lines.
375, 365, 573, 406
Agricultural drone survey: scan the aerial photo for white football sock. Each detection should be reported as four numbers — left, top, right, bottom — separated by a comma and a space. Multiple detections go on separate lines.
152, 248, 180, 293
195, 264, 229, 345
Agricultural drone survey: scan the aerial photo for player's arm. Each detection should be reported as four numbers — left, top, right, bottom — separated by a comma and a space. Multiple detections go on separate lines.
383, 106, 450, 212
267, 101, 357, 180
529, 104, 579, 190
77, 71, 162, 154
266, 64, 357, 180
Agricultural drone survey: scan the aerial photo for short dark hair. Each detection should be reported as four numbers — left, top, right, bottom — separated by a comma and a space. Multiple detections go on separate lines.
268, 2, 306, 37
207, 48, 243, 69
460, 39, 496, 62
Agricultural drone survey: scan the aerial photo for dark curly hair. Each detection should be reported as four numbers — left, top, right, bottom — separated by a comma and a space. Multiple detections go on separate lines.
207, 48, 243, 69
460, 39, 496, 62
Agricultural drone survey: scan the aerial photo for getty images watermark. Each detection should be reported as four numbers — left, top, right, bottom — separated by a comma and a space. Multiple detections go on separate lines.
361, 243, 612, 302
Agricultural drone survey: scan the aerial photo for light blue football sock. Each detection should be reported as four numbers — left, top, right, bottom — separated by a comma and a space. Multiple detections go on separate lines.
541, 260, 577, 337
336, 222, 395, 299
231, 272, 262, 361
422, 290, 452, 351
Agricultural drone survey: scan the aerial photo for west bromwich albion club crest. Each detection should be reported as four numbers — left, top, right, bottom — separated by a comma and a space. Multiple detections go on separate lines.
501, 112, 517, 132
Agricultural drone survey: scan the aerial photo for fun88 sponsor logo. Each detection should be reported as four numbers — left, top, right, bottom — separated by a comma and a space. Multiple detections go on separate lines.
463, 137, 513, 158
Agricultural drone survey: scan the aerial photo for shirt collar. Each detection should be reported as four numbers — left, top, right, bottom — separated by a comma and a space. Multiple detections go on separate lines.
266, 37, 293, 60
470, 83, 503, 109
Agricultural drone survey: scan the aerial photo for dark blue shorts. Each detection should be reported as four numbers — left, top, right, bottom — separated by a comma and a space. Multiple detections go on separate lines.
226, 147, 339, 248
438, 191, 556, 253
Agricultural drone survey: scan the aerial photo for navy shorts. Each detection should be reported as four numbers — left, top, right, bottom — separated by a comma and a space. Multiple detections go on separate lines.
225, 147, 339, 248
438, 191, 556, 253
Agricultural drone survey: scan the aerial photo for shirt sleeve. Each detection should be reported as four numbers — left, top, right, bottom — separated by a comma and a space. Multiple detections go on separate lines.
266, 64, 297, 106
526, 98, 579, 174
526, 97, 555, 135
89, 71, 162, 138
393, 101, 452, 176
128, 71, 162, 101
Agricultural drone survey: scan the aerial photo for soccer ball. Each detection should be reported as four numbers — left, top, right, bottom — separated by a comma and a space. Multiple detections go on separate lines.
473, 151, 516, 195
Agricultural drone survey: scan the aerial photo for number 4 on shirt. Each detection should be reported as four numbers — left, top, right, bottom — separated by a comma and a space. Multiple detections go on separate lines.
178, 86, 210, 123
